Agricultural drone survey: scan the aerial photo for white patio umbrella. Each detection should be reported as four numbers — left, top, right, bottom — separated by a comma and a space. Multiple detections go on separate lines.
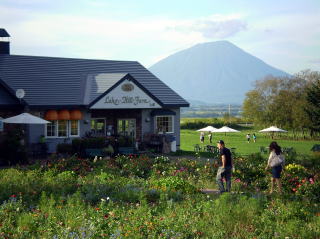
212, 126, 240, 136
213, 126, 240, 133
2, 113, 50, 124
259, 126, 287, 139
196, 126, 217, 132
259, 126, 287, 133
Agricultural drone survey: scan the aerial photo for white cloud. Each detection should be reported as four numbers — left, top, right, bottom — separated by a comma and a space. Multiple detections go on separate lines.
2, 6, 246, 63
308, 59, 320, 64
1, 3, 319, 72
168, 14, 247, 39
232, 12, 320, 73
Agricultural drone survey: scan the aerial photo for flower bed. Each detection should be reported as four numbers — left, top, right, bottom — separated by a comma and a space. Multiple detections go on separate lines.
0, 153, 319, 238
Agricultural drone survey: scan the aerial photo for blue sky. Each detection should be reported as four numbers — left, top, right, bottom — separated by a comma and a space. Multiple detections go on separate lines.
1, 0, 319, 73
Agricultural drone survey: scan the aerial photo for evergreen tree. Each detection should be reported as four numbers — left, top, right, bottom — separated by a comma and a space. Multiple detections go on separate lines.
305, 79, 320, 136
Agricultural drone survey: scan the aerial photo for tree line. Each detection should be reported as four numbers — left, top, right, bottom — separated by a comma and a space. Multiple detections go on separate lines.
242, 70, 320, 137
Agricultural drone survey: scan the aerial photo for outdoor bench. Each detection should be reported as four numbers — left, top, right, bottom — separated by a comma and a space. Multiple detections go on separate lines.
118, 147, 136, 155
311, 144, 320, 152
85, 148, 104, 158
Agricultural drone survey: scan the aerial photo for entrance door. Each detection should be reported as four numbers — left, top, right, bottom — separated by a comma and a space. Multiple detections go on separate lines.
90, 118, 106, 136
117, 119, 136, 138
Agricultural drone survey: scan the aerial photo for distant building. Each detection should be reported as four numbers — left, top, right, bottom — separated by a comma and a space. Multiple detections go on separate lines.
0, 29, 189, 152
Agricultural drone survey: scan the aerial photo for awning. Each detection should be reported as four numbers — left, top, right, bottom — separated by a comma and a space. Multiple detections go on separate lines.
58, 110, 70, 120
70, 110, 83, 120
150, 109, 176, 116
44, 110, 58, 121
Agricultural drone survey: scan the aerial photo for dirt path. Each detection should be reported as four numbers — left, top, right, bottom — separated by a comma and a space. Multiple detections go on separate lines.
200, 188, 220, 194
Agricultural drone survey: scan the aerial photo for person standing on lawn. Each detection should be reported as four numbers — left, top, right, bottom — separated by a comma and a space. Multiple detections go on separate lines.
216, 140, 233, 193
208, 132, 213, 144
253, 133, 257, 143
246, 134, 251, 143
265, 141, 285, 194
200, 131, 205, 144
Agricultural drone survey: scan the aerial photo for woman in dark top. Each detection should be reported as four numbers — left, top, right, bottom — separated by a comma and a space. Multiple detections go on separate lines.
265, 141, 285, 194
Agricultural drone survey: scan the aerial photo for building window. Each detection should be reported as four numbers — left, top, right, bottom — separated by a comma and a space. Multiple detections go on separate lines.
156, 116, 174, 133
117, 119, 136, 137
46, 120, 57, 137
69, 120, 79, 137
58, 120, 68, 137
45, 120, 80, 138
91, 118, 105, 136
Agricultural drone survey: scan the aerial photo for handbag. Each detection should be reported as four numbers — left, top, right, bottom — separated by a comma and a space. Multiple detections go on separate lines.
270, 154, 284, 167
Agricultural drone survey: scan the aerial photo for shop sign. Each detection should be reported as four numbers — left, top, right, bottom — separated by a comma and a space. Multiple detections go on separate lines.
90, 80, 161, 109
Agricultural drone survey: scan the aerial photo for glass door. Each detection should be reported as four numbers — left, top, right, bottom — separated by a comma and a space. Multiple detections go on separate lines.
117, 119, 136, 138
90, 118, 106, 136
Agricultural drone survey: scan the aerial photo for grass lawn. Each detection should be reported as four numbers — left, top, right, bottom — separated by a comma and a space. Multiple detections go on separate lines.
180, 129, 319, 156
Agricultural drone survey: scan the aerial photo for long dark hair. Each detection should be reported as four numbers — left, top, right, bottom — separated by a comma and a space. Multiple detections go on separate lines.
269, 141, 282, 155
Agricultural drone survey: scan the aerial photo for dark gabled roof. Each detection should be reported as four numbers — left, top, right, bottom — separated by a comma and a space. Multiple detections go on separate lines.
0, 83, 20, 105
0, 54, 189, 108
0, 29, 10, 37
0, 78, 26, 106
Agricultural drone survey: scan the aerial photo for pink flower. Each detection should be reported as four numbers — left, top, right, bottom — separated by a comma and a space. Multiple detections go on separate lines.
235, 178, 241, 183
309, 178, 315, 184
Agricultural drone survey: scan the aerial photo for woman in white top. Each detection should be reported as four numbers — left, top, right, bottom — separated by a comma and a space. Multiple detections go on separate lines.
265, 141, 285, 193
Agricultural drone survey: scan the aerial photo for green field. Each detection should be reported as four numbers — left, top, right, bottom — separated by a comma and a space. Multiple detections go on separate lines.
180, 129, 319, 155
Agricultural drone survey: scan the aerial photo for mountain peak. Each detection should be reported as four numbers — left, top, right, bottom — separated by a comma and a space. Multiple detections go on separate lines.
149, 42, 288, 104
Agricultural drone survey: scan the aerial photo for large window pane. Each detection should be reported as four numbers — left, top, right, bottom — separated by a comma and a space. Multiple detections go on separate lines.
70, 120, 79, 136
58, 120, 68, 137
46, 120, 57, 137
156, 116, 173, 133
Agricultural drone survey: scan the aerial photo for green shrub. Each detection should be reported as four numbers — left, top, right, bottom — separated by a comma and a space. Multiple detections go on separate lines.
56, 143, 73, 155
71, 137, 106, 156
46, 156, 93, 176
285, 163, 308, 177
296, 180, 320, 202
149, 176, 198, 194
114, 155, 154, 178
0, 154, 319, 238
117, 136, 133, 147
0, 129, 27, 165
233, 154, 266, 189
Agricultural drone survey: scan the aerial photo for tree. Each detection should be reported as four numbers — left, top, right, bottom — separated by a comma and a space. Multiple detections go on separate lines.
242, 74, 309, 130
242, 90, 267, 125
305, 77, 320, 136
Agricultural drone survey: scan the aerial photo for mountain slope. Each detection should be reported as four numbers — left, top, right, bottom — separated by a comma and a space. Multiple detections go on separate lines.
149, 41, 289, 104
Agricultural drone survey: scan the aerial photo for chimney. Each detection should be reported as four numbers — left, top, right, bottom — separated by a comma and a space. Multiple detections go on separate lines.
0, 28, 10, 54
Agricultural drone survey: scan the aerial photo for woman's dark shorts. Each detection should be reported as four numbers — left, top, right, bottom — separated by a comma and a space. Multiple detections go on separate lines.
271, 165, 282, 178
